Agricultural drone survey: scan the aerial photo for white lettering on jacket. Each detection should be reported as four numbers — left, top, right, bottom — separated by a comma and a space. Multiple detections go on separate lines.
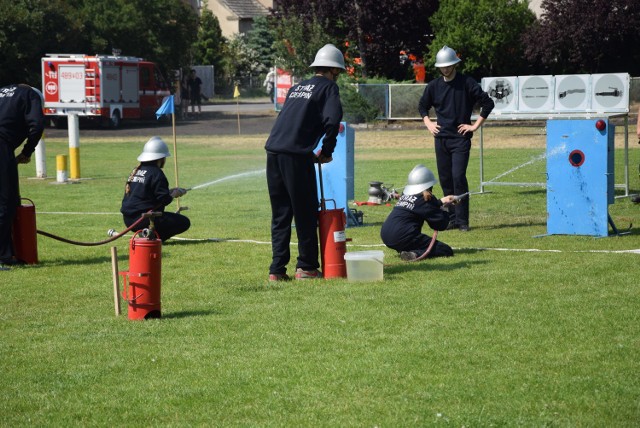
288, 84, 315, 100
396, 194, 417, 210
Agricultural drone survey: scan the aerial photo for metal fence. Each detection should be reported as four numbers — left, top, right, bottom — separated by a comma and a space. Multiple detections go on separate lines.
357, 77, 640, 120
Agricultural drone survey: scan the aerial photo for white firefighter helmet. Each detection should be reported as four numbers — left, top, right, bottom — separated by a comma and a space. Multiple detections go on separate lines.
403, 164, 438, 195
434, 46, 461, 68
137, 136, 171, 162
310, 44, 346, 70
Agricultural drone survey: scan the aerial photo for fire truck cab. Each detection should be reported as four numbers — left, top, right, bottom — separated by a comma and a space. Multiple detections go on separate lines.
41, 53, 171, 128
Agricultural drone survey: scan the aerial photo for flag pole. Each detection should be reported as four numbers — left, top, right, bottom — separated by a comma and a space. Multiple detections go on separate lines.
156, 94, 180, 209
171, 106, 180, 210
234, 84, 241, 135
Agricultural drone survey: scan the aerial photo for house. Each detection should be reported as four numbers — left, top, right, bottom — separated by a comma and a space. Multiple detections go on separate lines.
197, 0, 273, 38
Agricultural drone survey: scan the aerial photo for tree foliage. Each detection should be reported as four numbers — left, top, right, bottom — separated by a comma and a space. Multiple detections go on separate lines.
522, 0, 640, 75
272, 0, 438, 79
245, 16, 276, 69
0, 0, 85, 86
191, 7, 226, 72
0, 0, 198, 87
222, 33, 263, 82
428, 0, 536, 79
78, 0, 197, 75
270, 15, 332, 77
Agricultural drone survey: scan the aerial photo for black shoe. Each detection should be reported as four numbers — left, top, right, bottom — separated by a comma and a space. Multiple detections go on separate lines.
459, 224, 470, 232
632, 195, 640, 204
0, 258, 26, 266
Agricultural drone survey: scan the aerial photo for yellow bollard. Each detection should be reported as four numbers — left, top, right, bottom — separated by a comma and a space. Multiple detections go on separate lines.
69, 146, 80, 179
68, 114, 81, 179
56, 154, 68, 183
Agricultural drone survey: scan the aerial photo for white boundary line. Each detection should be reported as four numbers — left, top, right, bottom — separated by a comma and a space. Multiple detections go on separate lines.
39, 212, 120, 215
169, 237, 640, 254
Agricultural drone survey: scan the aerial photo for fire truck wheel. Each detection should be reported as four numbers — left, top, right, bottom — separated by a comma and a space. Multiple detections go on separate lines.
109, 111, 121, 129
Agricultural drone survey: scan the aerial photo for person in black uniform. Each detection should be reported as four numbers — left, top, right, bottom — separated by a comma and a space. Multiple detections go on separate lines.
188, 69, 202, 116
381, 164, 457, 261
121, 136, 190, 241
264, 44, 345, 281
0, 84, 45, 269
418, 46, 494, 232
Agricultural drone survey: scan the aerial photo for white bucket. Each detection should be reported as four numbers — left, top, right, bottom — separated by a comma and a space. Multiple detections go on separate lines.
344, 250, 384, 282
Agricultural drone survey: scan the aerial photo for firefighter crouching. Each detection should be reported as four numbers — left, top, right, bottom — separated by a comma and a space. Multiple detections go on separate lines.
120, 137, 190, 241
380, 164, 456, 261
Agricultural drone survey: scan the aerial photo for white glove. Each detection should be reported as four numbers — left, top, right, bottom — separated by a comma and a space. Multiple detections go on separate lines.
170, 187, 187, 198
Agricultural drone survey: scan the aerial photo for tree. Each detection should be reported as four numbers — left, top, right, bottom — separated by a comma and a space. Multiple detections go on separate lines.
1, 0, 199, 88
0, 0, 85, 86
191, 6, 226, 71
428, 0, 536, 79
79, 0, 197, 75
245, 16, 276, 70
272, 0, 439, 79
222, 33, 262, 82
270, 15, 332, 77
522, 0, 640, 75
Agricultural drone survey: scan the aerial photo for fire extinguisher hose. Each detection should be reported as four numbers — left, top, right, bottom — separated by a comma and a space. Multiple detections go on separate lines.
412, 230, 438, 262
36, 214, 148, 247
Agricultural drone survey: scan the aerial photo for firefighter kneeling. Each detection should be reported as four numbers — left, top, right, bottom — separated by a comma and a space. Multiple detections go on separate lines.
120, 136, 190, 241
118, 137, 189, 320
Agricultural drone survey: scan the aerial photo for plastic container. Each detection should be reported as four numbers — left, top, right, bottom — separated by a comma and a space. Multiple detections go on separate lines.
344, 251, 384, 282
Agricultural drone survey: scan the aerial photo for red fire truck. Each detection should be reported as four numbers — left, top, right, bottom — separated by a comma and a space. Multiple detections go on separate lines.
41, 53, 171, 128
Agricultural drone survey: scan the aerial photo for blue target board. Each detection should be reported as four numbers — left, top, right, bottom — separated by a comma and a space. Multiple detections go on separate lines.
315, 122, 355, 224
546, 119, 614, 236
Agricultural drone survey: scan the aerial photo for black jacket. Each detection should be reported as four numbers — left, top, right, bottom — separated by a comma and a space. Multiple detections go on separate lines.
0, 84, 45, 156
418, 73, 494, 139
380, 193, 450, 249
120, 163, 173, 217
265, 75, 342, 158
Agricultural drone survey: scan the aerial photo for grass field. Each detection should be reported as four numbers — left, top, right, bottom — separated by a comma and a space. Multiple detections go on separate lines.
1, 125, 639, 426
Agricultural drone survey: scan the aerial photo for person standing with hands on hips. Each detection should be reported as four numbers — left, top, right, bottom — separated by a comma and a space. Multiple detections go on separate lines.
265, 44, 345, 281
0, 84, 45, 269
120, 137, 190, 242
418, 46, 494, 231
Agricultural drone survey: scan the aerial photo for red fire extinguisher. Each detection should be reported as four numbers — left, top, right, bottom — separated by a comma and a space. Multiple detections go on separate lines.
317, 163, 347, 279
12, 198, 38, 264
120, 215, 162, 320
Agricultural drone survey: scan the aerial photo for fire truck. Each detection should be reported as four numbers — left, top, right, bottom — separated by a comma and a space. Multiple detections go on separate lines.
41, 53, 171, 128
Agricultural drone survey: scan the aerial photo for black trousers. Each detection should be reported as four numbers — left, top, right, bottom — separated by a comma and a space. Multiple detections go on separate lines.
123, 212, 190, 242
434, 136, 471, 226
0, 144, 20, 262
266, 152, 319, 274
403, 233, 453, 258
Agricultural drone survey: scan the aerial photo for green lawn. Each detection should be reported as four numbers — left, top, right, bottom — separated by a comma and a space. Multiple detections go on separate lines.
1, 128, 639, 426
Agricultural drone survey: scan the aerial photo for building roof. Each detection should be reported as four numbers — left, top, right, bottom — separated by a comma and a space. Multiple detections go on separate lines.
220, 0, 268, 19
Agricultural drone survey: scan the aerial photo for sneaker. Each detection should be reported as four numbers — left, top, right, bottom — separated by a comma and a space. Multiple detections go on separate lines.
632, 195, 640, 204
268, 273, 290, 282
295, 268, 322, 279
459, 225, 470, 232
400, 251, 418, 261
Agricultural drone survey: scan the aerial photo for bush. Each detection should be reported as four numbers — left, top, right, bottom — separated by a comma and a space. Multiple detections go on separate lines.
339, 79, 381, 124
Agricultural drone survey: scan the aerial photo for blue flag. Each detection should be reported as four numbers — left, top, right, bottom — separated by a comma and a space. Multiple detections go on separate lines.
155, 95, 174, 119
